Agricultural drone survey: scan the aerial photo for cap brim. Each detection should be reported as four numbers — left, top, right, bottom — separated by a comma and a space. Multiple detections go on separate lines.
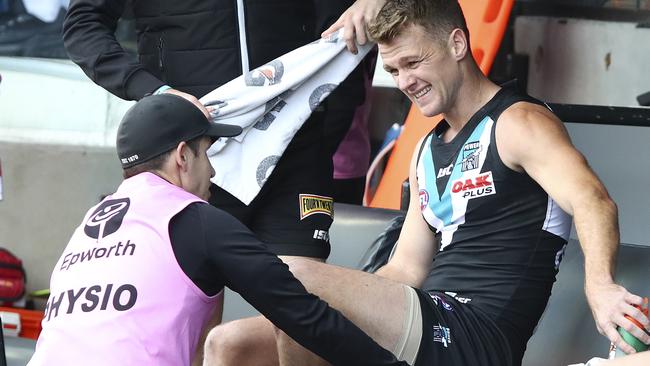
206, 122, 243, 138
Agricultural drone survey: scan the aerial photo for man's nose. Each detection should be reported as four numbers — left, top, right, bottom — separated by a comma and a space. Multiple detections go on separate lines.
397, 71, 415, 91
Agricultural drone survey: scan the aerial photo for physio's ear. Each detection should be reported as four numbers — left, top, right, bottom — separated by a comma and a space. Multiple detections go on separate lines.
174, 141, 190, 171
448, 28, 469, 61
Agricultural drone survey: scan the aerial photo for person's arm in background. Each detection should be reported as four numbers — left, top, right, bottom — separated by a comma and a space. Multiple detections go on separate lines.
63, 0, 209, 117
321, 0, 387, 54
63, 0, 162, 100
497, 102, 650, 354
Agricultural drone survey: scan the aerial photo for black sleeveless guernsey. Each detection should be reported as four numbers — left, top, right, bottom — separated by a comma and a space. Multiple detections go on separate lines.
417, 85, 572, 362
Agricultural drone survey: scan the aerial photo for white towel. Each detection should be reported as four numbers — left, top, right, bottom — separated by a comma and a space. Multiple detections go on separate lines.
200, 29, 373, 205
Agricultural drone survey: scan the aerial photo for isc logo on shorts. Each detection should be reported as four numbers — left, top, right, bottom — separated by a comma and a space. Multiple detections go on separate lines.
299, 194, 333, 220
450, 171, 496, 200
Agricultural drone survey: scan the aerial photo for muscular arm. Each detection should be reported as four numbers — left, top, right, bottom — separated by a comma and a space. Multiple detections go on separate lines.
496, 103, 650, 353
63, 0, 165, 100
177, 203, 406, 366
376, 137, 438, 287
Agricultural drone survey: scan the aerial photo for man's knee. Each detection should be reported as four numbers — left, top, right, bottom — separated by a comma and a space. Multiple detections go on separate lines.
204, 317, 279, 366
204, 322, 250, 361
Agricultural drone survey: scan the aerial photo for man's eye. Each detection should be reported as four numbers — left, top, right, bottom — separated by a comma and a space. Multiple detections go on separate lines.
407, 60, 420, 68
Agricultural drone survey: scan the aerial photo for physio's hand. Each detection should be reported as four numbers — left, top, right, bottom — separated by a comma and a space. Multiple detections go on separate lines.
321, 0, 387, 54
586, 282, 650, 354
162, 88, 212, 119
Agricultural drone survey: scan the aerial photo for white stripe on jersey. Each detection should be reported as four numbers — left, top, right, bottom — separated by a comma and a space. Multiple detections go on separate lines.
542, 197, 572, 240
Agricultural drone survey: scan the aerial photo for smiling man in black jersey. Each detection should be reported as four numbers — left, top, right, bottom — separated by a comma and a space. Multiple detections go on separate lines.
205, 1, 650, 366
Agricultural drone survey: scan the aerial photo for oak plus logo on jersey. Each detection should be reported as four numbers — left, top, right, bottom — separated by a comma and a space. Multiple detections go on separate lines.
451, 172, 496, 200
84, 198, 130, 240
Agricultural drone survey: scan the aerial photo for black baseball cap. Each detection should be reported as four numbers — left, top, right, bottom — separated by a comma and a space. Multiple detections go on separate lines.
116, 94, 242, 168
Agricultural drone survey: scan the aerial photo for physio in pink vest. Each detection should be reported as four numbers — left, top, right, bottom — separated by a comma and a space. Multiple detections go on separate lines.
28, 94, 405, 366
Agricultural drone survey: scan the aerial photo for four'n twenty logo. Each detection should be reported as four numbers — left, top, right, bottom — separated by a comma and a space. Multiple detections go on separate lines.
84, 198, 130, 240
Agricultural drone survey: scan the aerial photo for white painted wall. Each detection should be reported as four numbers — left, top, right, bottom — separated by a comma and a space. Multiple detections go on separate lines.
515, 16, 650, 106
566, 123, 650, 246
0, 56, 133, 146
514, 16, 650, 246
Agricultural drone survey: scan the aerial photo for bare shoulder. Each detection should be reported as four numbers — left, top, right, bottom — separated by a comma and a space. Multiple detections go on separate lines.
496, 101, 573, 171
498, 101, 566, 135
496, 101, 571, 149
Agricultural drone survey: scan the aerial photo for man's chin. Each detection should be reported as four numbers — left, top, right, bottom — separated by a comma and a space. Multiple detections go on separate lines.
419, 106, 441, 118
414, 100, 440, 117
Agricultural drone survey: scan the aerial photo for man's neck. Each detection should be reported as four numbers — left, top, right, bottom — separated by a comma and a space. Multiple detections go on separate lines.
441, 69, 499, 141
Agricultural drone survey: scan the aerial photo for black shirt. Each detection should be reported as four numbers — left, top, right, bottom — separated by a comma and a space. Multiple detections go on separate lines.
169, 202, 405, 366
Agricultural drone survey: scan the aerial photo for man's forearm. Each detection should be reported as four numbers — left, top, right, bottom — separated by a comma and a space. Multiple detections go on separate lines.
574, 193, 619, 289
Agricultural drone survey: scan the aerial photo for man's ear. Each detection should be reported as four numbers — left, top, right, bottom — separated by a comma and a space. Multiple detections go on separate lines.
174, 141, 189, 171
448, 28, 469, 61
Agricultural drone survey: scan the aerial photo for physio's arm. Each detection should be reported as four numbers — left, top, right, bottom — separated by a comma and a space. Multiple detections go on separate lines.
64, 0, 165, 100
201, 207, 406, 366
376, 137, 437, 287
497, 103, 650, 354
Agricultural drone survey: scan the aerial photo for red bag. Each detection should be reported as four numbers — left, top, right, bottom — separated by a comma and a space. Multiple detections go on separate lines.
0, 248, 26, 302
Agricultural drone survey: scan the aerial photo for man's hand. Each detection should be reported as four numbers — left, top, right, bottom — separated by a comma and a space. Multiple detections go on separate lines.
162, 88, 212, 119
322, 0, 387, 54
586, 282, 650, 354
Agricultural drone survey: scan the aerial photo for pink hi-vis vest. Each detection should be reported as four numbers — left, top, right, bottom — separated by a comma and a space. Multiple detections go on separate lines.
28, 173, 222, 366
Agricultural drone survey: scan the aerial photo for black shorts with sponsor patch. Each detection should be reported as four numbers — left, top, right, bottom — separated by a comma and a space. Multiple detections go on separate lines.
414, 290, 514, 366
209, 108, 355, 259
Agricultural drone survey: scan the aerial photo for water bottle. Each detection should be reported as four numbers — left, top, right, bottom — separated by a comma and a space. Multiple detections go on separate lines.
609, 297, 649, 358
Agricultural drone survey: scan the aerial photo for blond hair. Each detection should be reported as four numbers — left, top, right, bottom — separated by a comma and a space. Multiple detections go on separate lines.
368, 0, 469, 46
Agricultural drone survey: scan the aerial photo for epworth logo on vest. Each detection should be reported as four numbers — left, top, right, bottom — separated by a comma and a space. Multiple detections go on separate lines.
84, 198, 130, 240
